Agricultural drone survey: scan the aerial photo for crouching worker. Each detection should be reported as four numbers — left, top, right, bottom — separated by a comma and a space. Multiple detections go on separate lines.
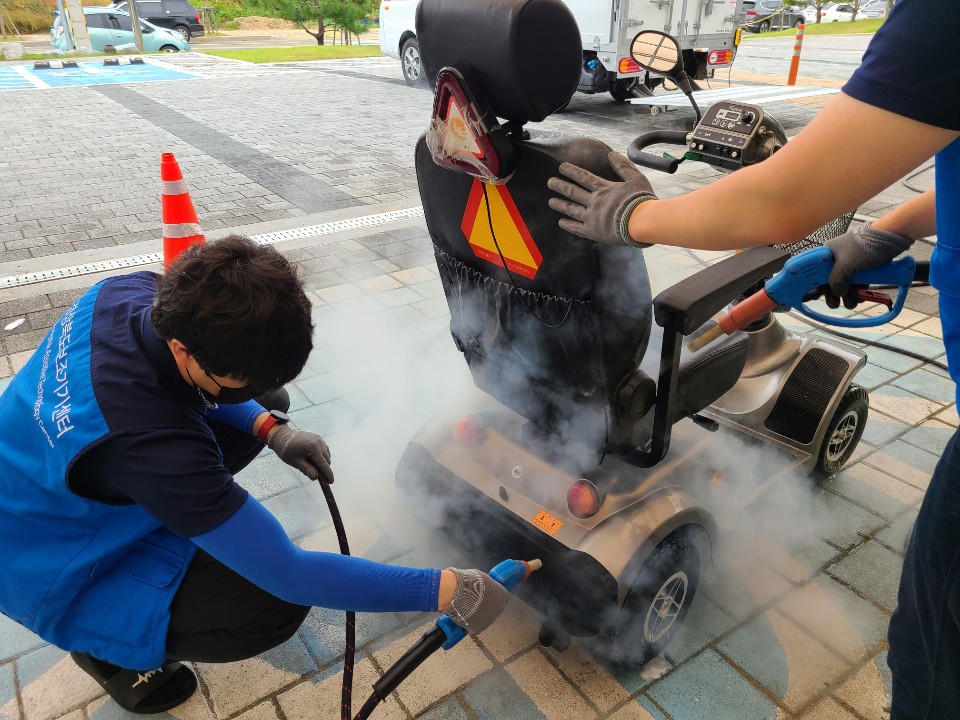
0, 235, 506, 714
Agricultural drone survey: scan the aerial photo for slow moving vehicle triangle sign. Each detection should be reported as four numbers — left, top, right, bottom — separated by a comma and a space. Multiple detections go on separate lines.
461, 179, 542, 280
443, 96, 484, 159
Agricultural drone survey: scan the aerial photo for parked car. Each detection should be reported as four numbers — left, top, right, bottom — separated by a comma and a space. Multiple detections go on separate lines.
109, 0, 204, 41
378, 0, 423, 86
50, 6, 191, 53
803, 2, 856, 22
742, 0, 805, 31
861, 0, 887, 17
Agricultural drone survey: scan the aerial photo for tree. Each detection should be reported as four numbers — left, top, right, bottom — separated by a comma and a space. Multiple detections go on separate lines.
262, 0, 373, 44
807, 0, 830, 22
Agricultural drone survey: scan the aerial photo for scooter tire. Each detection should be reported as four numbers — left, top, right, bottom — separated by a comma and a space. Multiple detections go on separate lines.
603, 529, 700, 669
813, 384, 869, 481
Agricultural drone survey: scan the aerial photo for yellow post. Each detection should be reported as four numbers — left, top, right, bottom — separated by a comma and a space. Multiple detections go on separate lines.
787, 23, 805, 85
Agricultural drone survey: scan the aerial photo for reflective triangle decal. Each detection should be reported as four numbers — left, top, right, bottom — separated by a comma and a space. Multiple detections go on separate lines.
443, 96, 484, 159
461, 178, 542, 280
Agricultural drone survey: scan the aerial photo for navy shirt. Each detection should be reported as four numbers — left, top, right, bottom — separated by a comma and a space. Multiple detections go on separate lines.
842, 0, 960, 131
69, 275, 248, 538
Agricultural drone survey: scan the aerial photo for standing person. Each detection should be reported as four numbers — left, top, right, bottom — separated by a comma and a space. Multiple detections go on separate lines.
0, 235, 506, 714
547, 1, 960, 717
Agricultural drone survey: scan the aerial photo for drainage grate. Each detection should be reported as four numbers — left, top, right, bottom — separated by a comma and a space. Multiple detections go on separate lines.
0, 207, 426, 290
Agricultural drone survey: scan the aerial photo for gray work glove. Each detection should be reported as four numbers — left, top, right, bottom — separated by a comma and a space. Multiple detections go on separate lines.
267, 425, 334, 484
443, 567, 509, 634
824, 222, 914, 309
547, 151, 656, 247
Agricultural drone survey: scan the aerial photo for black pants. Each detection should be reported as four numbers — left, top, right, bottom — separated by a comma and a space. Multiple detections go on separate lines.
889, 428, 960, 719
165, 388, 310, 663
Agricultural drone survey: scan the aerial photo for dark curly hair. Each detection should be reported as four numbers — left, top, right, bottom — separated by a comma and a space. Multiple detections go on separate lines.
151, 235, 314, 389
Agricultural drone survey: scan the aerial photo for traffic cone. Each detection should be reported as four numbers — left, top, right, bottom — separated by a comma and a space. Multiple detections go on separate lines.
161, 152, 205, 271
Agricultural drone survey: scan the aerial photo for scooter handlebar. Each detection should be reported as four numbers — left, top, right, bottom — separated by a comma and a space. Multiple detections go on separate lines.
627, 130, 689, 174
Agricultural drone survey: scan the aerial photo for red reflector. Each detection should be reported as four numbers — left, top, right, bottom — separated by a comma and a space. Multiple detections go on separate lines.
567, 480, 601, 519
618, 57, 641, 74
745, 9, 757, 14
708, 50, 733, 65
195, 12, 200, 22
426, 68, 509, 181
454, 416, 486, 447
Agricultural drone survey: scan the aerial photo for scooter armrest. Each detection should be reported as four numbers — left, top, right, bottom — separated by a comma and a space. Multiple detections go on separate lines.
653, 247, 790, 334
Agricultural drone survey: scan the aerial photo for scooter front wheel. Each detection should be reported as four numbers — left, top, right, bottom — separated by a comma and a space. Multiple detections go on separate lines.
813, 385, 868, 481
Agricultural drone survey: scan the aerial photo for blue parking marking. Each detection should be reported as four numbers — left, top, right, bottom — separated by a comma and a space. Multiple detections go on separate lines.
0, 60, 196, 91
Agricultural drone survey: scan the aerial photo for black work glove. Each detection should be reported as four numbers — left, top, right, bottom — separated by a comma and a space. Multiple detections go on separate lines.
547, 151, 656, 247
443, 568, 509, 634
824, 222, 914, 309
267, 425, 334, 484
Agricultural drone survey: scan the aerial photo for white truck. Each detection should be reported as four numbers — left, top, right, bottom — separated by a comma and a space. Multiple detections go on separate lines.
379, 0, 744, 100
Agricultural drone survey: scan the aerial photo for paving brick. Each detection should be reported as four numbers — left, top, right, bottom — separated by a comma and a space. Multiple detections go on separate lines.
462, 669, 546, 720
372, 623, 492, 716
17, 646, 103, 720
416, 697, 472, 719
833, 652, 891, 720
899, 419, 955, 457
797, 697, 860, 719
86, 684, 215, 720
277, 659, 406, 720
504, 649, 596, 720
604, 697, 668, 720
229, 700, 280, 720
827, 541, 903, 613
875, 508, 918, 555
871, 385, 944, 427
827, 463, 924, 522
647, 649, 780, 720
862, 440, 939, 491
472, 598, 540, 664
234, 453, 302, 502
196, 635, 317, 718
774, 576, 888, 662
0, 662, 18, 720
0, 616, 44, 663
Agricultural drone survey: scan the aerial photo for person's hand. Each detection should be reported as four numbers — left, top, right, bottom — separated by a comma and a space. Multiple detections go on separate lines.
824, 222, 914, 309
267, 425, 334, 484
442, 568, 508, 634
547, 151, 656, 247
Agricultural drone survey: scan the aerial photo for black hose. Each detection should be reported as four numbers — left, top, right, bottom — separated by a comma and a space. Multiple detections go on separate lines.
318, 483, 356, 720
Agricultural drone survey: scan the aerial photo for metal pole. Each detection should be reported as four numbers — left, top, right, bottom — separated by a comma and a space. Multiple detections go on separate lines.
127, 0, 145, 54
787, 22, 804, 85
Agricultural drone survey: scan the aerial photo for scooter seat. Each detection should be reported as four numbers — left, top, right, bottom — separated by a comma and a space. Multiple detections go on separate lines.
639, 321, 749, 419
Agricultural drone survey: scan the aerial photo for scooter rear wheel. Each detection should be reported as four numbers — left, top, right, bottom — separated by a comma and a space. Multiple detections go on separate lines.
814, 385, 868, 480
604, 530, 700, 668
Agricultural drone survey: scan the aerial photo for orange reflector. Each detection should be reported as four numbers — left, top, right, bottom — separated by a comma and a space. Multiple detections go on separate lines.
618, 57, 642, 74
454, 416, 486, 447
567, 479, 601, 519
708, 50, 733, 65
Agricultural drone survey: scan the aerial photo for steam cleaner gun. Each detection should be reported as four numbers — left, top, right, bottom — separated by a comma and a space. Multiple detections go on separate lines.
352, 559, 542, 720
688, 246, 916, 353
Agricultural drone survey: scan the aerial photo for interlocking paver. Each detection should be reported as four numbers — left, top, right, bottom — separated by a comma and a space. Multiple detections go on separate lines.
0, 662, 17, 720
798, 697, 861, 719
505, 649, 597, 720
828, 541, 903, 613
461, 669, 545, 720
863, 440, 939, 492
833, 652, 891, 720
646, 649, 779, 720
828, 464, 924, 522
17, 646, 102, 720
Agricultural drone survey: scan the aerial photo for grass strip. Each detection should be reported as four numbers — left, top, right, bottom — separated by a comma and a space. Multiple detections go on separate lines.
202, 45, 382, 63
743, 17, 885, 38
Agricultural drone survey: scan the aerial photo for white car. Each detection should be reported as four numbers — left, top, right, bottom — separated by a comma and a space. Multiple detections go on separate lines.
861, 0, 887, 18
803, 2, 855, 21
823, 2, 855, 20
378, 0, 424, 87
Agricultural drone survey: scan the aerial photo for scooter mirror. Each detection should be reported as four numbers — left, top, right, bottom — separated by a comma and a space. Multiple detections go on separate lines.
630, 31, 682, 78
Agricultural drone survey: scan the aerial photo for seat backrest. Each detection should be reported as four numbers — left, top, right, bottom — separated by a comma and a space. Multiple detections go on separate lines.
415, 0, 654, 446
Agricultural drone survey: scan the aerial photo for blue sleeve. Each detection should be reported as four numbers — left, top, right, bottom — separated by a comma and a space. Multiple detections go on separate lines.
205, 400, 265, 434
191, 495, 442, 613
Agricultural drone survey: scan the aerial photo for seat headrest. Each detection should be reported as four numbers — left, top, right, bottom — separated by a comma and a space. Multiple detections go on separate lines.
416, 0, 582, 124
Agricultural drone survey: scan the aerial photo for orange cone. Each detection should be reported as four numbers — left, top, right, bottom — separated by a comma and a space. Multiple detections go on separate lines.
161, 152, 205, 271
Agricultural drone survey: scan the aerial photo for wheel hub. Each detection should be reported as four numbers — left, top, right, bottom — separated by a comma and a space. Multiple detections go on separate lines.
643, 571, 688, 642
825, 409, 859, 462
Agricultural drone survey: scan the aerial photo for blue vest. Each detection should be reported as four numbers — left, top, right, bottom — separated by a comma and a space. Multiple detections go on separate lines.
0, 273, 202, 670
929, 139, 960, 406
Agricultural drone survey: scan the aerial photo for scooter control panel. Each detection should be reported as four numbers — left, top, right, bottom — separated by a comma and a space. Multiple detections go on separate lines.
688, 101, 785, 171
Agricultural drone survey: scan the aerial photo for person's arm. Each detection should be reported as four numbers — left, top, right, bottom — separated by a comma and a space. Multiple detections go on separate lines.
626, 94, 958, 249
191, 494, 509, 629
873, 189, 937, 239
206, 400, 266, 434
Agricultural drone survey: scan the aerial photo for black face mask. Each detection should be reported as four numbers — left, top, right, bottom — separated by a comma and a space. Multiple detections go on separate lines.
185, 365, 261, 407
